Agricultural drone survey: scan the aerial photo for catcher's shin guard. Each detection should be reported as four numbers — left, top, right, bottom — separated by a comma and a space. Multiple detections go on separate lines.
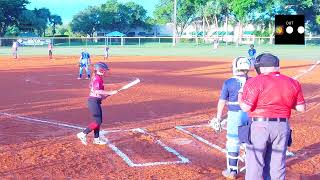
226, 152, 239, 173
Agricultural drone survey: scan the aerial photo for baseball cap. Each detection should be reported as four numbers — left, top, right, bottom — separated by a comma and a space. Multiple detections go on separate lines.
257, 53, 280, 67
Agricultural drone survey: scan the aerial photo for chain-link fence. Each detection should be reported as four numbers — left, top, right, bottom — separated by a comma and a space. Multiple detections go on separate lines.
1, 36, 320, 47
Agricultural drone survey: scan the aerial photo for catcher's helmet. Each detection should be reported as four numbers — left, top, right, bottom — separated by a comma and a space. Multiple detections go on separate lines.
94, 62, 109, 74
232, 57, 251, 75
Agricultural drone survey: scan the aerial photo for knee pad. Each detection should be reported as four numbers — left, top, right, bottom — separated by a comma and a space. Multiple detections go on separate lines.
226, 137, 240, 152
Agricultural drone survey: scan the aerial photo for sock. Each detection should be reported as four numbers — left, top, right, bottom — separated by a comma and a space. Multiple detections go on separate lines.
83, 128, 91, 134
228, 152, 239, 172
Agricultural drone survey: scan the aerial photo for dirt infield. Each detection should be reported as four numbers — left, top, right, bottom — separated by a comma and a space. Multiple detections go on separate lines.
0, 55, 319, 179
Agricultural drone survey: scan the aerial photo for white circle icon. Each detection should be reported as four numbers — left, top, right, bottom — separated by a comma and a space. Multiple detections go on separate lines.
286, 26, 293, 34
298, 26, 305, 34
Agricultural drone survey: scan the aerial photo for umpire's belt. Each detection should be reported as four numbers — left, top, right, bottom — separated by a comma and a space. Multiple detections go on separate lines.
252, 117, 288, 122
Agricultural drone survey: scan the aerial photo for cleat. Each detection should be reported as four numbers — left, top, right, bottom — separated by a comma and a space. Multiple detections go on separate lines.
222, 169, 237, 179
77, 132, 87, 145
93, 137, 107, 145
77, 77, 81, 80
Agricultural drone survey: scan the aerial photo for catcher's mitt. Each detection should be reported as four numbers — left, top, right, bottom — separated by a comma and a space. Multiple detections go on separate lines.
209, 117, 222, 132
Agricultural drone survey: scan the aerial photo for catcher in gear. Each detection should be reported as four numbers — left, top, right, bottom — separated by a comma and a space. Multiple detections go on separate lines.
209, 57, 250, 179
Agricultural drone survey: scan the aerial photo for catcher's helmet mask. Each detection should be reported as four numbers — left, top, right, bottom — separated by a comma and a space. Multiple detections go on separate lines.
232, 57, 251, 76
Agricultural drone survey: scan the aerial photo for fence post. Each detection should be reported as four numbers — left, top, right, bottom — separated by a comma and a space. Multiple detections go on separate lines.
304, 38, 307, 48
139, 37, 141, 47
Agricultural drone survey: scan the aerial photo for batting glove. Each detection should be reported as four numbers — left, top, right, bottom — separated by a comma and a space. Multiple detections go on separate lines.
209, 117, 222, 132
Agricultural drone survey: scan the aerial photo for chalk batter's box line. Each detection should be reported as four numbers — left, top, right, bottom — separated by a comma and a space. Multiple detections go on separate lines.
0, 112, 190, 167
175, 124, 246, 163
175, 124, 246, 172
175, 125, 227, 154
101, 128, 190, 167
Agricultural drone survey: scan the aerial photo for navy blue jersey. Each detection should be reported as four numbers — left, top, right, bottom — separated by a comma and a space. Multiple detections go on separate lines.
220, 76, 247, 111
81, 52, 90, 59
248, 48, 256, 57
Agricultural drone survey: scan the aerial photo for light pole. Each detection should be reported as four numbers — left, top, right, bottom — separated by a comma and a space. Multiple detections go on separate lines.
173, 0, 177, 46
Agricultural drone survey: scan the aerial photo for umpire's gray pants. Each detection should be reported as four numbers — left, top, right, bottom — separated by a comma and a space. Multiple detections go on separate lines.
245, 121, 290, 180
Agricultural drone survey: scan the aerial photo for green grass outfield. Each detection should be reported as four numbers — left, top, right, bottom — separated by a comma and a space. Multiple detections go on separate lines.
0, 43, 319, 61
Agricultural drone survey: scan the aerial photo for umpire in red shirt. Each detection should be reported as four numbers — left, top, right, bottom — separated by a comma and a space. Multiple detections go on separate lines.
238, 53, 306, 180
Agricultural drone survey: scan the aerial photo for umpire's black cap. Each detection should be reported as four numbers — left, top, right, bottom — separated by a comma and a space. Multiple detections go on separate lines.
254, 53, 280, 74
257, 53, 280, 67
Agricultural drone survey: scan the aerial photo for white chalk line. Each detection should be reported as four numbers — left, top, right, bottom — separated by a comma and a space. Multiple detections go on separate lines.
0, 112, 189, 167
292, 60, 320, 80
175, 60, 320, 170
175, 125, 226, 154
101, 128, 189, 167
175, 124, 246, 172
290, 89, 320, 118
0, 112, 85, 130
291, 101, 320, 118
47, 73, 74, 77
290, 60, 320, 117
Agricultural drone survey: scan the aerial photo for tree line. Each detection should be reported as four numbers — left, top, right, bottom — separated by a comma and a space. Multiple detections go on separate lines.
0, 0, 62, 37
70, 0, 151, 36
153, 0, 320, 37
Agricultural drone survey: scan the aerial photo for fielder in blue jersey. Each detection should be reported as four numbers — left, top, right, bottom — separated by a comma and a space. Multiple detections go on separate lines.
78, 49, 91, 80
210, 57, 251, 179
248, 44, 256, 65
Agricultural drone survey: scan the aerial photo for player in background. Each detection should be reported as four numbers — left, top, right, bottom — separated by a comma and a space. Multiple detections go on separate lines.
104, 46, 109, 61
77, 62, 118, 145
78, 49, 91, 80
12, 41, 18, 59
210, 57, 251, 179
48, 42, 53, 60
248, 44, 256, 66
213, 39, 219, 49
